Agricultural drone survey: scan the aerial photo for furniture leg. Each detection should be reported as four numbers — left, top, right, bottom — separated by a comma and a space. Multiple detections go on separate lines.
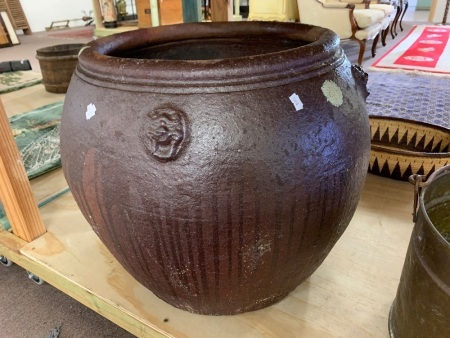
382, 24, 390, 46
391, 2, 401, 38
371, 33, 379, 58
443, 0, 449, 24
399, 0, 408, 31
356, 39, 367, 66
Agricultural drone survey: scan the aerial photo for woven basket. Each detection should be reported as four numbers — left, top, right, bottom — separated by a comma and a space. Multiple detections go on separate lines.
369, 116, 450, 181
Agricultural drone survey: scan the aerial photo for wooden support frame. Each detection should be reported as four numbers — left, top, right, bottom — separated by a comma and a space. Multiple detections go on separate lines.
0, 98, 46, 242
0, 12, 11, 47
0, 11, 18, 45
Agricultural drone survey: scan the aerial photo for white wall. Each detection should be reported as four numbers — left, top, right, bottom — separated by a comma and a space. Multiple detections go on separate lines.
20, 0, 94, 33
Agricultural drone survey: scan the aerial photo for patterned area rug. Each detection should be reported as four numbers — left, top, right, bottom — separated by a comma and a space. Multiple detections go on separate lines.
366, 71, 450, 181
0, 71, 42, 94
366, 71, 449, 129
370, 25, 450, 75
9, 101, 64, 179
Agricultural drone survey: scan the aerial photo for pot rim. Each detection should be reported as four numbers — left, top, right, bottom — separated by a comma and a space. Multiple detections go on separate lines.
76, 22, 345, 94
36, 43, 86, 57
420, 165, 450, 247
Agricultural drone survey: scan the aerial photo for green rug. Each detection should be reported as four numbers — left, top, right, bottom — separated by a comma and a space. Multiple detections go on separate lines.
0, 71, 42, 94
0, 101, 64, 221
10, 101, 64, 179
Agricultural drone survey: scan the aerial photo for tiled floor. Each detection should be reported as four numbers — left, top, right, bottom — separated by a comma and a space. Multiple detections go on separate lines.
403, 7, 430, 22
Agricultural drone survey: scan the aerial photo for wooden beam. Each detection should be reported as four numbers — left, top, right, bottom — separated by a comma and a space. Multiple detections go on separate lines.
91, 0, 104, 29
0, 97, 46, 242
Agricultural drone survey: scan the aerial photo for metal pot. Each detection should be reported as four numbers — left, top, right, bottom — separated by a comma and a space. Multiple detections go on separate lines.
389, 165, 450, 337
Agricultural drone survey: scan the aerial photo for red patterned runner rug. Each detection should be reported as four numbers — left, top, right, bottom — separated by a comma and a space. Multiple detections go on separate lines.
370, 25, 450, 75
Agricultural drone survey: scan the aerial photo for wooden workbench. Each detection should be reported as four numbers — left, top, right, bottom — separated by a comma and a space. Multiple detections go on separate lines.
0, 86, 413, 338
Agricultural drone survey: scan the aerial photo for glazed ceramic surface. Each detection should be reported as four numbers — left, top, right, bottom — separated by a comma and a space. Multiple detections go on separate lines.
60, 22, 371, 315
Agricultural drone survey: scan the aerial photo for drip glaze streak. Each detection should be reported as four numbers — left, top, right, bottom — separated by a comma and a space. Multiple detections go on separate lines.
253, 185, 261, 268
211, 193, 221, 302
182, 218, 200, 297
164, 205, 190, 291
152, 206, 178, 300
194, 199, 209, 301
271, 191, 283, 278
237, 186, 244, 288
226, 179, 233, 282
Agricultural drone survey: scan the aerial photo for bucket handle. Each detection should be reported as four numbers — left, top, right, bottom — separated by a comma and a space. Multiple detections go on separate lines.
409, 164, 450, 222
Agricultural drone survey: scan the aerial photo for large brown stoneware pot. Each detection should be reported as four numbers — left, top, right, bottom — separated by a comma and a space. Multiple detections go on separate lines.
60, 22, 371, 315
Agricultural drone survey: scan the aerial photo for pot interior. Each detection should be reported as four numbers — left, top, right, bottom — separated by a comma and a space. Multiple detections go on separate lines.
110, 37, 308, 61
424, 171, 450, 243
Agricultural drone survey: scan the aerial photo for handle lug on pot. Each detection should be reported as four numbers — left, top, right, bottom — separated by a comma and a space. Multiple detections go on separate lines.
409, 165, 450, 222
409, 174, 426, 222
351, 65, 369, 100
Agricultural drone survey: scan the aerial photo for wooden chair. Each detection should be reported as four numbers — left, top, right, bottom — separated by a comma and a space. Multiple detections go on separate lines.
297, 0, 384, 66
343, 0, 395, 46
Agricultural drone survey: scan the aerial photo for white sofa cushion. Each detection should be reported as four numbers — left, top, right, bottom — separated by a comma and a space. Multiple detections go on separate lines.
380, 15, 391, 30
370, 4, 395, 15
354, 22, 382, 40
354, 9, 385, 28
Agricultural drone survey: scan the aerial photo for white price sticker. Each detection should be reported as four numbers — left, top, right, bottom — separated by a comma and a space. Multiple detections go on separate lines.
86, 103, 96, 120
289, 93, 303, 111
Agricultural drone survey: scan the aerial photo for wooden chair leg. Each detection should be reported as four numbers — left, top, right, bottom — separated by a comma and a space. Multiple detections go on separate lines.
372, 34, 380, 58
382, 24, 390, 46
391, 4, 401, 38
400, 0, 408, 31
356, 39, 366, 66
394, 1, 404, 36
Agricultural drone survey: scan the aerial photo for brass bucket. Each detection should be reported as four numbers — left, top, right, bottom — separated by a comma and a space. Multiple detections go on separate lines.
389, 165, 450, 337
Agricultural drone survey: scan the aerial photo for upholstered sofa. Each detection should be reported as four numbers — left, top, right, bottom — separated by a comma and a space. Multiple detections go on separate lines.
297, 0, 387, 65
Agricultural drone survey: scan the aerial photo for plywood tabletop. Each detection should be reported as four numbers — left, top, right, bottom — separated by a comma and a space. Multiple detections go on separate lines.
1, 174, 413, 338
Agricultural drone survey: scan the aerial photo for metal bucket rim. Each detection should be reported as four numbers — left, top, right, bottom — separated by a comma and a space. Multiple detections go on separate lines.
419, 165, 450, 247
